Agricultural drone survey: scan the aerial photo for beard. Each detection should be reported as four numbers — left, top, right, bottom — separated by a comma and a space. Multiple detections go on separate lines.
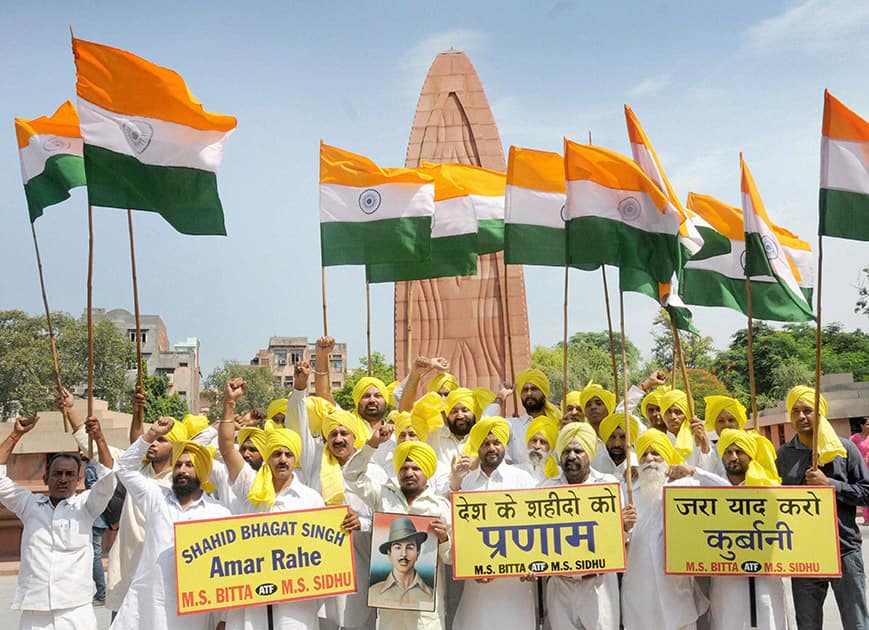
638, 461, 667, 506
522, 396, 545, 413
172, 475, 202, 499
527, 450, 544, 466
447, 416, 475, 438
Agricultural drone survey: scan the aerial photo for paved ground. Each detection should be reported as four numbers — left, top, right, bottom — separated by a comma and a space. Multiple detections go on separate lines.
0, 529, 864, 628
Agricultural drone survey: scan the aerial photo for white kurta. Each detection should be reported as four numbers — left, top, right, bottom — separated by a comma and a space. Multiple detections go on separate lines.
112, 438, 231, 630
709, 575, 789, 630
344, 443, 453, 630
621, 475, 709, 630
453, 463, 536, 630
224, 466, 326, 630
0, 461, 115, 616
542, 469, 621, 630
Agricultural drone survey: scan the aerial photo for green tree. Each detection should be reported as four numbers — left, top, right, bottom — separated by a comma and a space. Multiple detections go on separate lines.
650, 310, 716, 371
121, 362, 189, 423
0, 310, 135, 417
333, 353, 395, 411
203, 362, 286, 421
671, 367, 730, 418
857, 267, 868, 317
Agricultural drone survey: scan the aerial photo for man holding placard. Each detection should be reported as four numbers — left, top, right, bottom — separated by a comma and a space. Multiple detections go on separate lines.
777, 386, 869, 630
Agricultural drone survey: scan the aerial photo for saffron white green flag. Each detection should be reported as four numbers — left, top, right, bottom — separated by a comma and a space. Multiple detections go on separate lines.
366, 162, 477, 282
564, 138, 683, 283
504, 146, 566, 266
431, 162, 505, 255
681, 190, 814, 322
621, 106, 702, 332
15, 101, 86, 222
320, 143, 434, 266
820, 90, 869, 241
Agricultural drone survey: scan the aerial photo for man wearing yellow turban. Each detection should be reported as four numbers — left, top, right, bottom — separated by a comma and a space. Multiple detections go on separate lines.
265, 398, 288, 425
778, 385, 869, 629
706, 429, 787, 630
426, 387, 480, 492
560, 390, 584, 426
395, 355, 453, 411
579, 382, 617, 434
623, 426, 711, 630
344, 424, 451, 630
543, 421, 634, 630
640, 386, 669, 432
593, 413, 641, 480
218, 378, 362, 630
509, 368, 562, 468
237, 426, 266, 471
693, 395, 748, 478
659, 389, 700, 460
521, 417, 560, 484
114, 416, 231, 630
393, 411, 430, 443
449, 415, 537, 630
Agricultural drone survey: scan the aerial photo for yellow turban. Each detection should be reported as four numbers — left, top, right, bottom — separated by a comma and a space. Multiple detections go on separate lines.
305, 396, 335, 436
412, 392, 445, 432
352, 376, 389, 408
472, 387, 497, 415
171, 441, 215, 492
463, 417, 510, 457
526, 417, 560, 478
516, 368, 561, 421
248, 428, 304, 506
427, 372, 458, 394
599, 412, 640, 444
393, 441, 437, 478
320, 409, 365, 505
394, 410, 430, 442
564, 390, 582, 408
641, 385, 670, 419
555, 422, 598, 459
579, 382, 617, 416
786, 386, 847, 465
266, 398, 288, 420
237, 427, 267, 455
182, 414, 210, 439
660, 389, 694, 457
717, 428, 781, 486
386, 380, 400, 405
445, 388, 477, 416
636, 428, 683, 466
704, 395, 747, 432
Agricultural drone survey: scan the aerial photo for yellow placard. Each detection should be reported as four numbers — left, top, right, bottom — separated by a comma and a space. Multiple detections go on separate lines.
451, 484, 626, 579
174, 505, 356, 615
664, 486, 841, 577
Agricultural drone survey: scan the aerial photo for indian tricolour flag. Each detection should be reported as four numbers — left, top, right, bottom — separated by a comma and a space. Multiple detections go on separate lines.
320, 143, 434, 266
15, 101, 86, 222
72, 37, 236, 235
434, 162, 505, 255
504, 146, 566, 266
681, 189, 815, 322
366, 162, 477, 282
820, 90, 869, 241
742, 154, 814, 321
564, 138, 683, 283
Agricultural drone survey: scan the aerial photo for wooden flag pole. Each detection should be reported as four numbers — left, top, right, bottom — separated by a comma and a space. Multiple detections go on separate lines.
126, 210, 144, 392
321, 267, 329, 336
672, 320, 696, 422
405, 281, 415, 380
86, 205, 95, 457
365, 279, 373, 376
502, 258, 519, 415
811, 237, 824, 470
562, 262, 569, 411
744, 277, 760, 429
601, 267, 620, 394
30, 224, 69, 432
619, 290, 633, 505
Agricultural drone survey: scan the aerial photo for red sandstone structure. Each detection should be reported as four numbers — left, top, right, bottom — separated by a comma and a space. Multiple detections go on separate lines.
394, 50, 531, 411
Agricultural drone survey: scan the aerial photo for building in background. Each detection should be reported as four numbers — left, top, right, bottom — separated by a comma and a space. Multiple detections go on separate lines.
91, 308, 201, 412
251, 337, 347, 393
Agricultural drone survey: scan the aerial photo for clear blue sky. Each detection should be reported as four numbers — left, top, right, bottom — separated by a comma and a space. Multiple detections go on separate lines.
1, 1, 867, 378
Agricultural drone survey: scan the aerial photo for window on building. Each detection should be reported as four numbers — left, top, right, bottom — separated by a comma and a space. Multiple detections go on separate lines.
330, 359, 343, 371
309, 357, 317, 370
290, 350, 303, 364
179, 361, 188, 368
284, 377, 293, 386
127, 329, 148, 344
777, 423, 786, 446
332, 381, 341, 388
275, 351, 287, 366
178, 391, 187, 399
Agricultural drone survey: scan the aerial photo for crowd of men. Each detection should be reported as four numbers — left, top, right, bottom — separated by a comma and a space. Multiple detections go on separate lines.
1, 335, 868, 630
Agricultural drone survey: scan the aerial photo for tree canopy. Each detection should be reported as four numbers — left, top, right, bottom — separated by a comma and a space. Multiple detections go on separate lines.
203, 361, 286, 421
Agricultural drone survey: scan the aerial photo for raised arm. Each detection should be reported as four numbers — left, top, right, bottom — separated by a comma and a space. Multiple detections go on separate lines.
218, 377, 247, 482
343, 424, 393, 508
82, 415, 117, 518
129, 387, 146, 444
0, 417, 40, 516
118, 416, 175, 510
398, 357, 435, 412
313, 336, 337, 405
85, 415, 114, 469
285, 362, 319, 486
0, 416, 38, 465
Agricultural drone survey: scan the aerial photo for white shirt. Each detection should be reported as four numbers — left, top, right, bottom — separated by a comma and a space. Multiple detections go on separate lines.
0, 461, 115, 611
112, 438, 231, 630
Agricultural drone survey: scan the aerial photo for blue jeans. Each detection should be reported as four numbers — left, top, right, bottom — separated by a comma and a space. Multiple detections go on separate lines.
791, 550, 868, 630
92, 526, 106, 602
